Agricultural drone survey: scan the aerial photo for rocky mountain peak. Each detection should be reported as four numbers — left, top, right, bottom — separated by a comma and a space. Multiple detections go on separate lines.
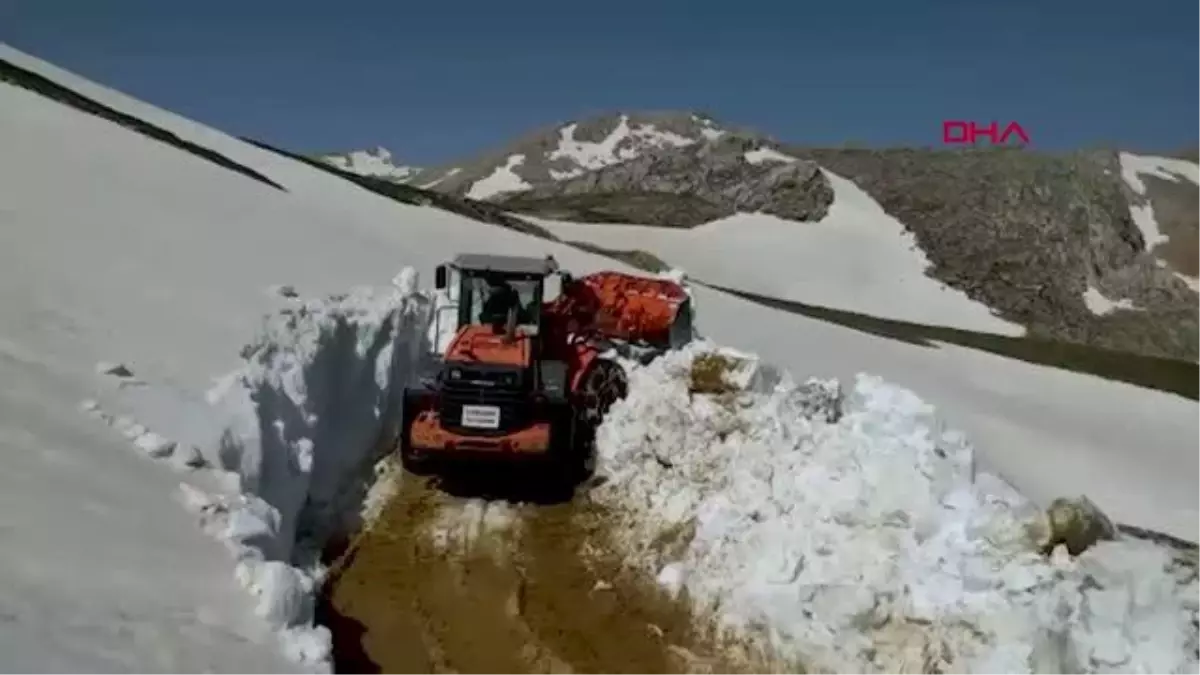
393, 111, 767, 200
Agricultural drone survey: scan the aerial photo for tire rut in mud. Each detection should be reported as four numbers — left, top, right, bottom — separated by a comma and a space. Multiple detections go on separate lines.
319, 470, 750, 673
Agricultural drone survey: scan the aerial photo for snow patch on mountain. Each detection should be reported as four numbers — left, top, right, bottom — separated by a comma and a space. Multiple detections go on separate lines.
1120, 153, 1177, 249
418, 166, 461, 189
593, 342, 1199, 673
1082, 286, 1140, 316
548, 114, 697, 173
694, 114, 727, 141
466, 153, 533, 199
1120, 152, 1200, 194
321, 146, 419, 182
1117, 151, 1200, 291
743, 146, 797, 165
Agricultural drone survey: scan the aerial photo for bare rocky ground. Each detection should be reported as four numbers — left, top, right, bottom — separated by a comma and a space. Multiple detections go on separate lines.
318, 461, 776, 674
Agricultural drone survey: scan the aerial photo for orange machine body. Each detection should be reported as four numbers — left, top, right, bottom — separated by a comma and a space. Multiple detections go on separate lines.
402, 259, 690, 467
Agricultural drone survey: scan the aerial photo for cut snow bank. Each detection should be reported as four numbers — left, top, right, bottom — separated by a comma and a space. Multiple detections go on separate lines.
199, 271, 434, 665
591, 342, 1199, 673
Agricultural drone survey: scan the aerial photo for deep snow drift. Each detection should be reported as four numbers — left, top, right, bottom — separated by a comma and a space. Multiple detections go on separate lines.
203, 274, 432, 662
152, 280, 1196, 673
78, 274, 434, 667
592, 343, 1199, 673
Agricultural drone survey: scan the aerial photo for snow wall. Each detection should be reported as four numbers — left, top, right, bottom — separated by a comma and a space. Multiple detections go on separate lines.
592, 342, 1199, 673
203, 268, 433, 666
193, 269, 1194, 673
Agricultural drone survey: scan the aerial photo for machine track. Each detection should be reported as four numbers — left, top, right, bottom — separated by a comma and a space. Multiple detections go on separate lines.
319, 468, 755, 674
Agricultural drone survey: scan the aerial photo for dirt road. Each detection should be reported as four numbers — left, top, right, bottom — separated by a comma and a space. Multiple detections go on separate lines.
319, 467, 758, 674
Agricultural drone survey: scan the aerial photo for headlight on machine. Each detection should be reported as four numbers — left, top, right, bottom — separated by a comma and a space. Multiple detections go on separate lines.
448, 368, 462, 380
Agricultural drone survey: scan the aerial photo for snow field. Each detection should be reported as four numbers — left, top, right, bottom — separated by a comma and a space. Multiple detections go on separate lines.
589, 341, 1199, 673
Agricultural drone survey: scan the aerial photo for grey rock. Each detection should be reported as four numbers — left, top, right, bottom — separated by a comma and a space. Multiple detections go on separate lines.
502, 133, 833, 227
785, 146, 1198, 359
404, 111, 742, 199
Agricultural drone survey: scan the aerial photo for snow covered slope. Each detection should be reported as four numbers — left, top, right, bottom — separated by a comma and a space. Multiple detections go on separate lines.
528, 164, 1025, 335
0, 41, 1197, 671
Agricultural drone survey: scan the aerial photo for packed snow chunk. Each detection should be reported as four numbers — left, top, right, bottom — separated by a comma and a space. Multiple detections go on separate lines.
211, 272, 434, 567
224, 495, 284, 554
254, 560, 309, 627
391, 266, 419, 297
591, 342, 1199, 673
133, 430, 177, 458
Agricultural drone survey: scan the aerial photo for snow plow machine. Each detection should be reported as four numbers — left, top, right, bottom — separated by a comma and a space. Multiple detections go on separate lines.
398, 252, 693, 480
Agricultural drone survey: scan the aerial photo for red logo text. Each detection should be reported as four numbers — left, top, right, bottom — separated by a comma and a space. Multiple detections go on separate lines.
942, 120, 1030, 146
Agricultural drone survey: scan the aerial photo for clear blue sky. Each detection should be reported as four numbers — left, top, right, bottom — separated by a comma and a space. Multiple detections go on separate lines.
3, 0, 1196, 165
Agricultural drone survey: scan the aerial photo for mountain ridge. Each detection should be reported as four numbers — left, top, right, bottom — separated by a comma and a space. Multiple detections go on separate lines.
316, 110, 1199, 361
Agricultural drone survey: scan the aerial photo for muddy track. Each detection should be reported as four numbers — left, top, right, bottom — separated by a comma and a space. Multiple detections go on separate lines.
319, 468, 756, 674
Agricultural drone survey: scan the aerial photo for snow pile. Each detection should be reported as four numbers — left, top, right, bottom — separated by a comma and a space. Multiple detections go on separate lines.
592, 342, 1199, 673
199, 269, 435, 665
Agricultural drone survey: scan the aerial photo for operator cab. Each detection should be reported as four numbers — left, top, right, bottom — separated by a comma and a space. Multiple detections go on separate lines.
435, 253, 565, 338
